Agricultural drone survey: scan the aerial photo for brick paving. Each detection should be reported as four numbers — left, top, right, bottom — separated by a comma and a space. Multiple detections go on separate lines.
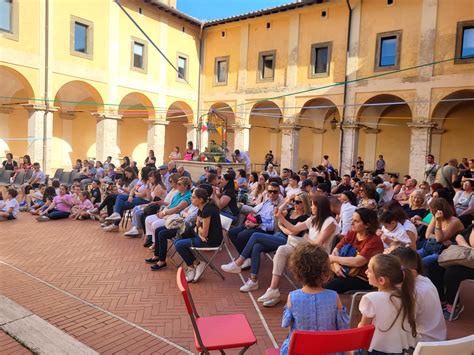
0, 215, 472, 354
0, 331, 32, 355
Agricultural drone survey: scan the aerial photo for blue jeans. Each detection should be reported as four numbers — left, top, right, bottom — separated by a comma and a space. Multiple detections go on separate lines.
47, 209, 70, 220
417, 247, 441, 267
154, 226, 178, 261
228, 225, 264, 254
240, 232, 287, 276
174, 236, 209, 266
114, 194, 148, 215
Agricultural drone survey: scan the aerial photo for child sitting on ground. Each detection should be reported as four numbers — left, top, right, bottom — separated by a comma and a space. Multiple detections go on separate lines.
0, 189, 20, 221
89, 179, 102, 205
389, 246, 447, 342
377, 211, 412, 250
21, 184, 46, 212
358, 254, 417, 354
70, 191, 94, 220
0, 192, 5, 210
280, 244, 349, 355
30, 186, 56, 215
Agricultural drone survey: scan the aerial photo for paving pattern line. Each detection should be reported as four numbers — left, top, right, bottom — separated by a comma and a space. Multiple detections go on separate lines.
224, 246, 279, 348
0, 260, 194, 355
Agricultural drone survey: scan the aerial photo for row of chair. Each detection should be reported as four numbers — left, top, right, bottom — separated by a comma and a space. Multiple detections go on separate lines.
0, 168, 50, 189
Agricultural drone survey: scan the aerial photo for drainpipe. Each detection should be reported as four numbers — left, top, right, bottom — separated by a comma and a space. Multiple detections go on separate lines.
338, 0, 353, 174
196, 22, 204, 151
43, 0, 50, 170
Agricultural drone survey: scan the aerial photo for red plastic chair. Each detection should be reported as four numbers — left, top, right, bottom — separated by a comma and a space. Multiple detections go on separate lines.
176, 267, 257, 354
266, 325, 375, 355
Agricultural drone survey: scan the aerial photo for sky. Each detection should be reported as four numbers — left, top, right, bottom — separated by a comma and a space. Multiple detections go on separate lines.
177, 0, 293, 21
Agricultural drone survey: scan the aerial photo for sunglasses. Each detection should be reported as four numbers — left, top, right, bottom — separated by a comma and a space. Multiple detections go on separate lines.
267, 190, 279, 194
293, 200, 302, 205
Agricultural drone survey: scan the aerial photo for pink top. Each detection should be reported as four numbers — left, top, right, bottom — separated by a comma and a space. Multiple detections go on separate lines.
53, 194, 75, 212
79, 199, 94, 210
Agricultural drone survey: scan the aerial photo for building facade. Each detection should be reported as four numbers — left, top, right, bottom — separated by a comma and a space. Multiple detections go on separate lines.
0, 0, 473, 181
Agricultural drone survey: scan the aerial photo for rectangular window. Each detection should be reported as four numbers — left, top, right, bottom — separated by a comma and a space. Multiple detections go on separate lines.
74, 22, 88, 53
0, 0, 12, 32
455, 21, 474, 64
133, 42, 144, 68
70, 16, 93, 59
310, 42, 332, 77
258, 50, 276, 82
214, 56, 229, 85
177, 54, 188, 81
375, 30, 402, 71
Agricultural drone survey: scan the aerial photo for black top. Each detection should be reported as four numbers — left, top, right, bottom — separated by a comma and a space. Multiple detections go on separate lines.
2, 160, 17, 171
91, 187, 102, 203
223, 188, 240, 216
199, 203, 223, 247
285, 212, 310, 237
334, 184, 352, 194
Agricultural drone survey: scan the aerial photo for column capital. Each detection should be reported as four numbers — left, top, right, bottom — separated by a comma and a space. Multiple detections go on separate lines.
363, 127, 381, 134
311, 128, 326, 134
92, 112, 122, 121
22, 104, 58, 113
232, 123, 251, 130
147, 119, 169, 127
279, 124, 301, 131
406, 121, 437, 129
431, 128, 446, 135
341, 122, 363, 130
183, 122, 198, 129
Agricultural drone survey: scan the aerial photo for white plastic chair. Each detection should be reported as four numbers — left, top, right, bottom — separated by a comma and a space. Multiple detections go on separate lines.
413, 334, 474, 354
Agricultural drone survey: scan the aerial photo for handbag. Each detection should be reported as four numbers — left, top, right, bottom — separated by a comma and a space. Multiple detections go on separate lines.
438, 245, 474, 269
423, 238, 444, 256
164, 214, 185, 230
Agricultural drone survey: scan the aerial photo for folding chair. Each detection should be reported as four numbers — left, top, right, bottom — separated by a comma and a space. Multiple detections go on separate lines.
120, 209, 133, 229
265, 325, 375, 355
176, 267, 257, 354
450, 279, 474, 321
0, 170, 13, 187
344, 289, 375, 326
58, 171, 71, 186
52, 168, 63, 182
189, 214, 233, 280
24, 169, 33, 180
68, 170, 82, 186
413, 335, 474, 355
264, 251, 299, 290
10, 171, 25, 189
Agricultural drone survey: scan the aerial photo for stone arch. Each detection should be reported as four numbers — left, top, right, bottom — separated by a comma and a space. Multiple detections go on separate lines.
357, 94, 412, 175
298, 97, 341, 168
52, 81, 104, 168
164, 101, 194, 162
249, 100, 283, 169
117, 92, 154, 165
431, 89, 474, 164
207, 102, 235, 152
0, 65, 36, 158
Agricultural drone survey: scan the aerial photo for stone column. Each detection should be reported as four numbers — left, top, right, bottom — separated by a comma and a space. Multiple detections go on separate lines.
93, 112, 121, 163
183, 123, 198, 147
407, 122, 436, 182
311, 128, 325, 167
233, 124, 251, 153
340, 123, 361, 175
362, 127, 380, 171
147, 119, 168, 166
430, 127, 445, 163
0, 107, 13, 158
23, 104, 56, 172
280, 124, 300, 171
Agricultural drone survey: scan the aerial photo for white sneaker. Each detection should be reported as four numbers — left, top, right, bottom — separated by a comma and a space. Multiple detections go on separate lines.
124, 226, 140, 236
103, 224, 119, 232
240, 279, 258, 293
193, 262, 207, 282
221, 261, 242, 274
257, 288, 280, 303
89, 208, 99, 215
241, 258, 251, 269
185, 268, 196, 282
263, 298, 281, 307
105, 212, 121, 221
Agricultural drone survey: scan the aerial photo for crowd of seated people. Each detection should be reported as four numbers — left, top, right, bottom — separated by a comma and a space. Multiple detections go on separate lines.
2, 151, 474, 354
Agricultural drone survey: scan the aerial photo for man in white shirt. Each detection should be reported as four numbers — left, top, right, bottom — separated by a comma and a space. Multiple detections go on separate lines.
331, 192, 357, 235
424, 154, 440, 186
233, 150, 251, 174
390, 247, 447, 342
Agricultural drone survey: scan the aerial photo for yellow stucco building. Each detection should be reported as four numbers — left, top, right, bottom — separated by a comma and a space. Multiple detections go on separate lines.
1, 0, 473, 181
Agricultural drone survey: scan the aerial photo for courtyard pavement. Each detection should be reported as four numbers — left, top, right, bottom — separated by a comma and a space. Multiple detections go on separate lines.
0, 215, 472, 354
